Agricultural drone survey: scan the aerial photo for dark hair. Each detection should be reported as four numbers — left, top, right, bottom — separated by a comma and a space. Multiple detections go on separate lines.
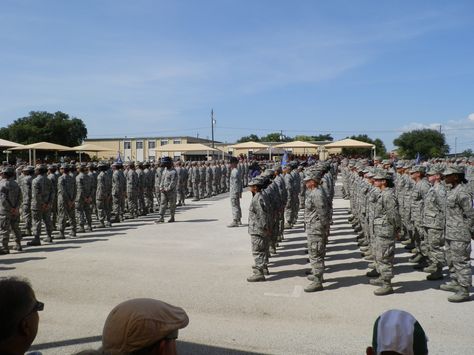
0, 277, 35, 342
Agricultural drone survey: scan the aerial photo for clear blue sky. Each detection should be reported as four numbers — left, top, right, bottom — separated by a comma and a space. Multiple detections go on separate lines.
1, 0, 473, 152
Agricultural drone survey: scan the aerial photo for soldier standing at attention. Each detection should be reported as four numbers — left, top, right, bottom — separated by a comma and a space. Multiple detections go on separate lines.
191, 161, 200, 201
47, 164, 58, 230
96, 162, 112, 228
227, 157, 242, 227
369, 171, 400, 296
246, 176, 270, 282
441, 166, 474, 303
19, 166, 34, 236
28, 164, 54, 246
156, 157, 178, 223
154, 164, 163, 211
303, 169, 329, 292
422, 165, 446, 281
88, 163, 99, 220
126, 162, 139, 219
0, 167, 22, 253
57, 164, 77, 239
75, 163, 93, 233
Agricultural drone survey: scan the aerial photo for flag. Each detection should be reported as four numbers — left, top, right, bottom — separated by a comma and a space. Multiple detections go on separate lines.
415, 152, 421, 165
116, 151, 123, 164
281, 150, 289, 166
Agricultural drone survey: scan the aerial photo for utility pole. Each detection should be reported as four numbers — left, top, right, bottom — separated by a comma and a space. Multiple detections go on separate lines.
454, 137, 457, 157
211, 109, 215, 148
439, 125, 442, 134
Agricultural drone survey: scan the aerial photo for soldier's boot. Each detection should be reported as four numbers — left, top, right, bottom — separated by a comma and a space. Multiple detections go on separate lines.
440, 280, 462, 292
167, 216, 175, 223
360, 246, 369, 252
364, 254, 375, 261
404, 242, 415, 250
27, 238, 41, 246
237, 219, 242, 226
154, 216, 165, 224
284, 222, 292, 229
413, 257, 429, 270
56, 231, 66, 240
426, 265, 443, 281
12, 242, 22, 251
78, 225, 86, 233
401, 239, 412, 245
304, 277, 324, 293
374, 281, 394, 296
269, 245, 277, 256
408, 253, 423, 263
369, 277, 384, 286
86, 224, 93, 232
246, 269, 266, 282
263, 267, 270, 276
176, 202, 182, 207
69, 230, 77, 238
423, 263, 438, 274
448, 287, 470, 303
106, 221, 112, 227
192, 198, 199, 201
227, 220, 239, 228
98, 221, 106, 228
368, 262, 376, 269
43, 235, 53, 243
366, 269, 380, 278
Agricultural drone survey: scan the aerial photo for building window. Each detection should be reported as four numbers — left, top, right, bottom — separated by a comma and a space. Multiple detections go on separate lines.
148, 141, 156, 149
124, 141, 131, 150
173, 139, 181, 144
160, 139, 168, 146
136, 141, 143, 149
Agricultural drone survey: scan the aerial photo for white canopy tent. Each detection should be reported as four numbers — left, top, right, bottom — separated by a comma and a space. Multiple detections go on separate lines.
9, 142, 73, 164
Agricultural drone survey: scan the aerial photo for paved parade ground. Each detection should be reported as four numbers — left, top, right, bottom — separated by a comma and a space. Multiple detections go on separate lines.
1, 184, 473, 355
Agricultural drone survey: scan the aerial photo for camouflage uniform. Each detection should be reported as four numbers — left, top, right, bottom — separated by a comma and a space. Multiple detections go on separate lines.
19, 167, 34, 235
75, 167, 93, 231
127, 164, 139, 218
0, 171, 22, 252
57, 166, 77, 238
31, 167, 54, 243
158, 165, 178, 221
228, 164, 242, 226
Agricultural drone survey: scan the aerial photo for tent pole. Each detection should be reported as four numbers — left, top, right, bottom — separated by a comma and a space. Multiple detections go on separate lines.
29, 149, 32, 165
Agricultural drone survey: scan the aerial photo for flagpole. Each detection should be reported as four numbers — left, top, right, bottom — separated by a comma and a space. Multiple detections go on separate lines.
211, 109, 215, 149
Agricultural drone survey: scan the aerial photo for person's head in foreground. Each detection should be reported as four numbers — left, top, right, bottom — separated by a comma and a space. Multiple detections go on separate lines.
366, 309, 428, 355
102, 298, 189, 355
0, 277, 43, 355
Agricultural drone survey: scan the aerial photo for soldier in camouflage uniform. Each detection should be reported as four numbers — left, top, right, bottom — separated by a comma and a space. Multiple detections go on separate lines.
227, 157, 242, 227
440, 166, 474, 302
156, 157, 178, 223
205, 161, 213, 198
175, 161, 186, 206
273, 165, 287, 243
303, 169, 330, 292
75, 163, 93, 233
28, 164, 54, 245
47, 164, 58, 230
246, 176, 270, 282
96, 163, 113, 228
369, 171, 400, 296
408, 166, 431, 269
88, 163, 99, 220
136, 162, 146, 215
283, 164, 295, 229
127, 162, 139, 219
199, 162, 207, 199
19, 166, 34, 236
422, 165, 447, 280
191, 161, 200, 201
0, 167, 22, 253
57, 164, 77, 238
143, 162, 155, 213
154, 165, 164, 211
220, 160, 228, 193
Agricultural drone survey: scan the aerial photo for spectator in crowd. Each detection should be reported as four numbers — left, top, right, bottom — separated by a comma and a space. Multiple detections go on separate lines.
101, 298, 189, 355
366, 309, 428, 355
0, 277, 43, 355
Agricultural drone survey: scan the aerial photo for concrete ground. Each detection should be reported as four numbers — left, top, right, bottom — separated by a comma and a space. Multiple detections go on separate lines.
1, 183, 473, 355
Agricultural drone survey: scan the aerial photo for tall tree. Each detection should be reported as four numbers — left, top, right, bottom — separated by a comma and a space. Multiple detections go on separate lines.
341, 134, 387, 158
393, 129, 449, 159
261, 132, 291, 142
236, 134, 260, 143
0, 111, 87, 146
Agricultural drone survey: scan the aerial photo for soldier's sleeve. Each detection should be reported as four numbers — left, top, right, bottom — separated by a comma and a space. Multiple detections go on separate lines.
385, 192, 400, 230
458, 189, 474, 234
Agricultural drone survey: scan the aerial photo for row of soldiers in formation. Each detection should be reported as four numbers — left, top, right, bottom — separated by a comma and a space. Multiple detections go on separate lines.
238, 156, 339, 294
342, 157, 474, 302
0, 157, 253, 254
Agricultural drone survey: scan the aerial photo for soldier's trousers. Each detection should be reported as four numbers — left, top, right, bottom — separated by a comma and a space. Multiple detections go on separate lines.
32, 209, 52, 239
97, 199, 111, 224
221, 179, 227, 193
159, 191, 176, 218
200, 183, 206, 198
250, 234, 268, 271
445, 239, 472, 288
145, 191, 154, 212
127, 193, 138, 217
374, 236, 395, 281
51, 200, 58, 228
0, 215, 21, 249
284, 203, 292, 225
192, 182, 200, 199
58, 204, 76, 233
424, 227, 445, 266
230, 194, 241, 222
413, 225, 428, 257
138, 192, 146, 214
307, 233, 325, 278
177, 187, 185, 204
112, 195, 123, 221
75, 202, 92, 228
290, 197, 299, 224
206, 182, 213, 197
21, 204, 32, 233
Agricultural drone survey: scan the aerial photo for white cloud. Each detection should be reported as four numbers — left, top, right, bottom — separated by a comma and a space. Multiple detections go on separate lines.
468, 113, 474, 121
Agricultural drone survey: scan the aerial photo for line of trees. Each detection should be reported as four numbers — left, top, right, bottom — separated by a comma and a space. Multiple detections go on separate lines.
236, 133, 334, 143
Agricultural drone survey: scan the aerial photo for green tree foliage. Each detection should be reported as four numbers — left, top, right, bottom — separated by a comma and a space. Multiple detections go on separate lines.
0, 111, 87, 146
341, 134, 387, 158
460, 149, 473, 157
393, 129, 449, 159
236, 134, 260, 143
260, 132, 292, 142
294, 134, 333, 142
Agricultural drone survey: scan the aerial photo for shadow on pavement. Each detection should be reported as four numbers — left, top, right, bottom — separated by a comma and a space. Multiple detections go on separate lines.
0, 256, 47, 265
